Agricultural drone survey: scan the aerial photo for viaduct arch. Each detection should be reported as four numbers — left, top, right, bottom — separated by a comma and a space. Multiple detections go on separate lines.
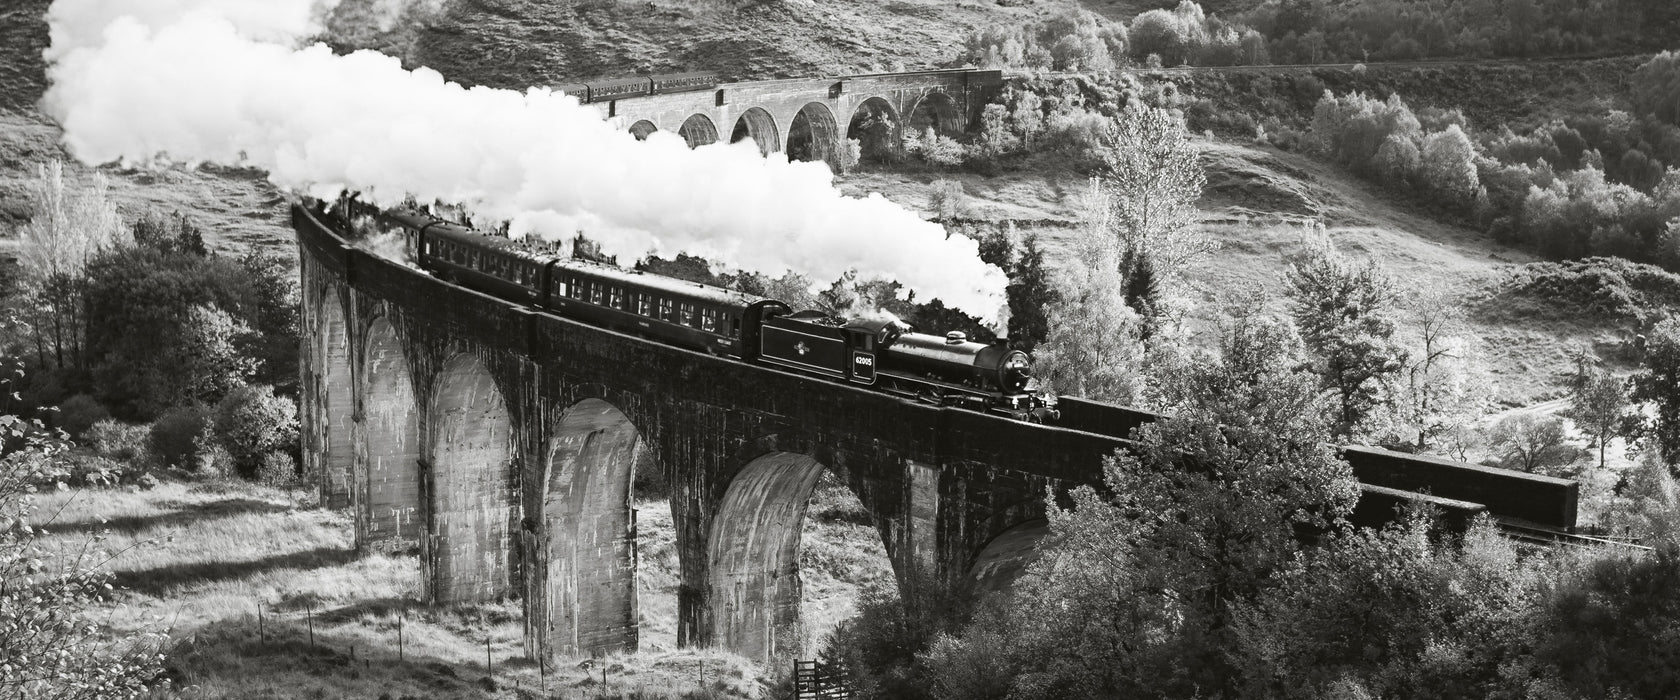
585, 69, 1005, 173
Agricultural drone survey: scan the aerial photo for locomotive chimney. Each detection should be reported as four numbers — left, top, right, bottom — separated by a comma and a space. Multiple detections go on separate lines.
945, 331, 967, 345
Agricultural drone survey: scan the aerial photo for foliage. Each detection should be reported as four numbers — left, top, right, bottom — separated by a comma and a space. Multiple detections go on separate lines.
825, 578, 968, 700
927, 180, 971, 221
1285, 247, 1408, 439
54, 394, 107, 440
1031, 180, 1146, 404
1234, 512, 1551, 699
1633, 51, 1680, 126
1534, 546, 1680, 699
0, 383, 167, 697
962, 9, 1123, 73
82, 230, 293, 419
13, 159, 129, 375
1388, 292, 1493, 452
926, 311, 1357, 700
1005, 229, 1055, 351
1563, 355, 1635, 470
83, 419, 148, 462
1098, 103, 1212, 313
148, 404, 212, 469
1487, 412, 1576, 474
1492, 257, 1680, 325
1632, 318, 1680, 464
256, 451, 298, 487
212, 384, 300, 479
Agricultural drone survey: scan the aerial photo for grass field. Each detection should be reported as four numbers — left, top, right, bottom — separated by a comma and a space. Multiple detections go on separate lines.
23, 471, 889, 699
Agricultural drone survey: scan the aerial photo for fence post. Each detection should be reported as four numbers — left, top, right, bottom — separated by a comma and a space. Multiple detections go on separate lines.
306, 604, 315, 648
257, 602, 265, 645
485, 636, 492, 676
398, 613, 404, 662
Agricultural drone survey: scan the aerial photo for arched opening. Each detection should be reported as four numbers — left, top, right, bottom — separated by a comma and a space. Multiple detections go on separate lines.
679, 114, 719, 149
730, 107, 781, 156
362, 317, 422, 549
845, 96, 900, 166
786, 102, 842, 173
429, 353, 516, 604
318, 296, 353, 510
907, 91, 964, 138
967, 518, 1051, 601
707, 453, 892, 661
628, 120, 658, 141
531, 398, 657, 661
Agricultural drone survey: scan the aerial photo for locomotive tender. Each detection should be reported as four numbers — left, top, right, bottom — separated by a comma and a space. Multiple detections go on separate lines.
370, 206, 1047, 420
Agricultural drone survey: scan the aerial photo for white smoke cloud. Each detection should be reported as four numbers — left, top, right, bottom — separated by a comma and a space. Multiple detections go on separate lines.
42, 0, 1009, 322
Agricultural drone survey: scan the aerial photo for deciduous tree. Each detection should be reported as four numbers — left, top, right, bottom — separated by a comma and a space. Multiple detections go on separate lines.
1285, 247, 1408, 438
1632, 318, 1680, 465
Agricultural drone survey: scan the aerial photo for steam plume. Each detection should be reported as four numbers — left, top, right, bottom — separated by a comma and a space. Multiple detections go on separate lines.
42, 0, 1008, 321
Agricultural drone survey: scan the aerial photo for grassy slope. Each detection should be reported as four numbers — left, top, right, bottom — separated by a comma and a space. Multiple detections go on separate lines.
843, 132, 1624, 406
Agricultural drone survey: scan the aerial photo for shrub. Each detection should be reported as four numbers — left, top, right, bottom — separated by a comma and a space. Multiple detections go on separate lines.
149, 404, 212, 468
85, 418, 149, 461
57, 393, 108, 439
256, 451, 297, 487
212, 384, 299, 478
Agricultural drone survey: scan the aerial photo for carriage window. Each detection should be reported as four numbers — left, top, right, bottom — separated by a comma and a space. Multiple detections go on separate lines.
679, 302, 695, 327
609, 287, 624, 309
700, 308, 717, 332
659, 298, 673, 320
636, 294, 652, 316
590, 284, 603, 304
730, 318, 741, 338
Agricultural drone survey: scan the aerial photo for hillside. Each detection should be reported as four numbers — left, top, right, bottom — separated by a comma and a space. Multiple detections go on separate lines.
0, 0, 1653, 405
845, 135, 1628, 406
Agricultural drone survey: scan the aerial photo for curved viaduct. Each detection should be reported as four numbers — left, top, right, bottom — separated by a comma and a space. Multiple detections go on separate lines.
296, 203, 1124, 664
580, 69, 1003, 172
296, 201, 1580, 662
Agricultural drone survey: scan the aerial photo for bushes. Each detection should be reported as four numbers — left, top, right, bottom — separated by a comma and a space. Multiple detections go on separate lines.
148, 404, 211, 469
212, 384, 299, 478
1633, 51, 1680, 126
56, 393, 107, 439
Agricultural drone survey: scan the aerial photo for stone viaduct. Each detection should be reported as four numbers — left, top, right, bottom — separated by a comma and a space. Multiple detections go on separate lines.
573, 69, 1004, 172
297, 201, 1579, 666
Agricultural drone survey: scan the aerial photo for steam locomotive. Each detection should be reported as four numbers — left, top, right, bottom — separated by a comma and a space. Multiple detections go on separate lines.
363, 206, 1048, 420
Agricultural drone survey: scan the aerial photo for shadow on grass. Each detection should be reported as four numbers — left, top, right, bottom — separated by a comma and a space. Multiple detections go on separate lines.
111, 546, 360, 596
163, 617, 495, 699
45, 497, 297, 535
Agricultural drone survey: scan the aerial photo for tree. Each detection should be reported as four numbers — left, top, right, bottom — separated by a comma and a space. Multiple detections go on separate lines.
1005, 229, 1055, 351
1235, 512, 1548, 699
1392, 291, 1493, 452
928, 180, 971, 222
1285, 247, 1408, 439
1032, 180, 1147, 404
1487, 412, 1574, 474
1632, 51, 1680, 126
1633, 318, 1680, 465
1420, 125, 1481, 209
1098, 103, 1212, 301
1564, 355, 1634, 471
0, 361, 166, 697
212, 384, 299, 478
13, 160, 129, 372
931, 311, 1358, 699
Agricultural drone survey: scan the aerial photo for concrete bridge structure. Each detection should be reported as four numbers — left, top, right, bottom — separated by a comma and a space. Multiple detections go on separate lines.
577, 69, 1004, 172
296, 201, 1581, 666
